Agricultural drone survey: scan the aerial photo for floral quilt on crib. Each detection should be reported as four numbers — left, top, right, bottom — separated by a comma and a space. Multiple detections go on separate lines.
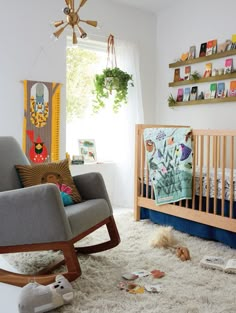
143, 127, 193, 205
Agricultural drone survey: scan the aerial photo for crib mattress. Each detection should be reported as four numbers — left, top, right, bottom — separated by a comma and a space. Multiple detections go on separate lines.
143, 167, 236, 201
194, 167, 236, 201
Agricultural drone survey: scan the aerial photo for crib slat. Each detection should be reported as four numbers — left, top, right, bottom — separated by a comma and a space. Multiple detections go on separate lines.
217, 136, 221, 168
206, 135, 210, 213
230, 136, 234, 218
199, 135, 204, 212
141, 129, 145, 198
134, 125, 141, 220
213, 136, 218, 214
221, 136, 226, 216
192, 134, 196, 210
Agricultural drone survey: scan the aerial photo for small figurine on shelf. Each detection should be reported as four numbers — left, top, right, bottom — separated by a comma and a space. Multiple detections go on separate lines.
198, 91, 204, 100
180, 52, 189, 62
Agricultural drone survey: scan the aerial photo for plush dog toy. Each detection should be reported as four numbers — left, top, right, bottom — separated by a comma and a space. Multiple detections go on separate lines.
18, 275, 74, 313
176, 246, 191, 261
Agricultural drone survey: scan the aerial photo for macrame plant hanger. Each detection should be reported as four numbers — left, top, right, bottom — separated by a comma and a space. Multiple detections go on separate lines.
106, 34, 117, 69
93, 34, 133, 113
105, 34, 118, 93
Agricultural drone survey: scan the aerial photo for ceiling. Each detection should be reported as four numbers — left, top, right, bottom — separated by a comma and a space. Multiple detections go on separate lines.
110, 0, 175, 14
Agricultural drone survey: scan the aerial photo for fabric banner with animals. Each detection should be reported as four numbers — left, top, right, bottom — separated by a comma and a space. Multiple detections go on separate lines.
143, 127, 193, 205
23, 80, 61, 164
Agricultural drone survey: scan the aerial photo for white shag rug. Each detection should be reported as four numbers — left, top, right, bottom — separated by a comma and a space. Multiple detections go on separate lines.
4, 209, 236, 313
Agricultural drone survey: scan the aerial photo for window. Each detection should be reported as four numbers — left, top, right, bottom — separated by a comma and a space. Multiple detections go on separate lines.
66, 40, 107, 121
66, 39, 112, 160
66, 37, 143, 207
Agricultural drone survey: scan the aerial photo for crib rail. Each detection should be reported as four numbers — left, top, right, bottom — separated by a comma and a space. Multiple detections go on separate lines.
134, 124, 236, 233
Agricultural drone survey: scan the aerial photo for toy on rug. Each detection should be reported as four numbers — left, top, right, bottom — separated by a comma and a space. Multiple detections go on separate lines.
176, 246, 191, 261
151, 226, 191, 261
18, 274, 74, 313
151, 226, 178, 248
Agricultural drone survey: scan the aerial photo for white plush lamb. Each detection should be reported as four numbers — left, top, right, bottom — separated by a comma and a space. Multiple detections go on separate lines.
18, 275, 74, 313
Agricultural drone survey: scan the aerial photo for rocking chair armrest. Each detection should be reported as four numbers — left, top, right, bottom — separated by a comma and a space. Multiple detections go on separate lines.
0, 184, 73, 247
73, 172, 113, 213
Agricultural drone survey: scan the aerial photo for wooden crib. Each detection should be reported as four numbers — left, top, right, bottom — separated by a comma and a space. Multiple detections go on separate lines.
134, 124, 236, 247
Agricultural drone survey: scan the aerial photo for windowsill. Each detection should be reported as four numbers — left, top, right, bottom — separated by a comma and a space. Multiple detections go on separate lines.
70, 161, 114, 165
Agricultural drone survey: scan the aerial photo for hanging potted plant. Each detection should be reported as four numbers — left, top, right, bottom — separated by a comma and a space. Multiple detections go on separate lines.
93, 34, 134, 113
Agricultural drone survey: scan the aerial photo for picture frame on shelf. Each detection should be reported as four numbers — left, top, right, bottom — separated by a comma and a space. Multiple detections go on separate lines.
190, 86, 198, 100
174, 68, 180, 82
184, 66, 191, 80
199, 42, 207, 57
78, 139, 97, 163
206, 39, 217, 56
188, 46, 196, 60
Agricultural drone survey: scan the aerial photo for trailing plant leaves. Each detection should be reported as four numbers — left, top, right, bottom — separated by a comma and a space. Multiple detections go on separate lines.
92, 67, 134, 113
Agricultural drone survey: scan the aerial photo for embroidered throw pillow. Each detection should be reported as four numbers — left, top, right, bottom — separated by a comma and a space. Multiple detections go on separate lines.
15, 159, 82, 206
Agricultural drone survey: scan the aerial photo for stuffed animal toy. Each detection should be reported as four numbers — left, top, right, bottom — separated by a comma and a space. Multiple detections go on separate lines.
18, 275, 74, 313
176, 246, 191, 261
151, 226, 191, 261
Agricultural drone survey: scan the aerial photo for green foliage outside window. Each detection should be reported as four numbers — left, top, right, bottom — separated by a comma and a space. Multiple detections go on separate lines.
66, 47, 101, 121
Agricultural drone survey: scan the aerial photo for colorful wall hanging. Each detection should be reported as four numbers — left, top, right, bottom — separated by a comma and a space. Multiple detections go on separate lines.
23, 80, 61, 164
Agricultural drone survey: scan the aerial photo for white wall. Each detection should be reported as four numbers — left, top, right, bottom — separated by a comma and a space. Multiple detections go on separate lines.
0, 0, 156, 158
155, 0, 236, 129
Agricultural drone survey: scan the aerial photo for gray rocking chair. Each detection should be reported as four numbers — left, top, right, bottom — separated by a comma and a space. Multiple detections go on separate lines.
0, 136, 120, 286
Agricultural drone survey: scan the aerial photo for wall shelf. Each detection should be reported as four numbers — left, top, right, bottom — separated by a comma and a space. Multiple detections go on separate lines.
169, 47, 236, 107
169, 96, 236, 107
169, 49, 236, 68
169, 72, 236, 87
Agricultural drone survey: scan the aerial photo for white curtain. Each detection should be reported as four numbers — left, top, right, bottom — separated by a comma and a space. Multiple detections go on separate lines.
110, 39, 144, 207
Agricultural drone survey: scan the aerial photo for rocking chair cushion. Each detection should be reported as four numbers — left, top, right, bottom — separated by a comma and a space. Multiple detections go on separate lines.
15, 159, 82, 206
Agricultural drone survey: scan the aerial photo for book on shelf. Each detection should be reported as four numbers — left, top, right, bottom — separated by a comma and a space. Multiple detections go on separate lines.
200, 255, 236, 273
184, 66, 191, 80
210, 83, 217, 98
183, 87, 191, 101
198, 91, 204, 100
174, 68, 181, 82
204, 90, 211, 100
199, 42, 207, 57
203, 63, 212, 78
206, 39, 217, 55
188, 46, 196, 60
228, 80, 236, 97
218, 40, 231, 53
231, 34, 236, 49
190, 86, 198, 100
217, 82, 226, 98
176, 88, 184, 102
224, 58, 233, 74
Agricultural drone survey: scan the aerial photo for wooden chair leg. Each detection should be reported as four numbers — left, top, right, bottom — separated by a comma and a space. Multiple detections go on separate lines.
0, 216, 120, 287
75, 216, 120, 254
0, 242, 81, 287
